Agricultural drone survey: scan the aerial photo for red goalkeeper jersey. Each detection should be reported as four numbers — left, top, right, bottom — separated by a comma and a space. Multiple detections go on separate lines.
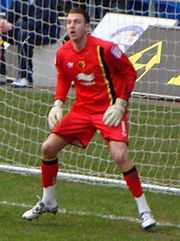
55, 35, 137, 114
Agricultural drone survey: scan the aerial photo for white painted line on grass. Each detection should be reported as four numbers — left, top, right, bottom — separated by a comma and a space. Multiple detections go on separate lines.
0, 200, 180, 229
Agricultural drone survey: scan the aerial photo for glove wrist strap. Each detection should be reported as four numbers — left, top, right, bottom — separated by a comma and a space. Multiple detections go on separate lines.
53, 99, 63, 107
116, 98, 127, 108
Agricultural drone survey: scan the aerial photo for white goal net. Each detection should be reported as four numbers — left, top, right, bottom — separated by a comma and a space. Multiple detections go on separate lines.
0, 0, 180, 194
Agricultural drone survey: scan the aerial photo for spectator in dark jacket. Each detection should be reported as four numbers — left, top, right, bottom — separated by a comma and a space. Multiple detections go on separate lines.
0, 0, 60, 87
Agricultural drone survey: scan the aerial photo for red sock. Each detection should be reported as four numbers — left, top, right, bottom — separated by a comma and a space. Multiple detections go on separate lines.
41, 159, 59, 188
123, 166, 143, 198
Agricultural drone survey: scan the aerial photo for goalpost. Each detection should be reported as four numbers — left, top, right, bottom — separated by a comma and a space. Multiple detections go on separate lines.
0, 0, 180, 194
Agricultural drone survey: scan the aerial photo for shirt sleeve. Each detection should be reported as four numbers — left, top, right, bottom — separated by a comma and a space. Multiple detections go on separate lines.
54, 49, 72, 102
106, 44, 137, 101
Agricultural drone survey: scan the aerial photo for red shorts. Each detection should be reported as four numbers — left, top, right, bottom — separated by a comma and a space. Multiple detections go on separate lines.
52, 110, 129, 147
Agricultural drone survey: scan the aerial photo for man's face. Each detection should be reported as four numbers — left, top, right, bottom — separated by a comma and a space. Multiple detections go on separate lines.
66, 13, 87, 41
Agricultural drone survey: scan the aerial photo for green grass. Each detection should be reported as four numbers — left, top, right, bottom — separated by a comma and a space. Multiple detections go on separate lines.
0, 87, 179, 186
0, 172, 180, 241
0, 87, 180, 240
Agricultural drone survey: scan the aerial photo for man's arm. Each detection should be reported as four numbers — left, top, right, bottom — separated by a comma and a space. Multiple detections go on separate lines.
0, 18, 12, 50
103, 44, 137, 127
108, 44, 137, 100
54, 48, 72, 101
48, 48, 72, 129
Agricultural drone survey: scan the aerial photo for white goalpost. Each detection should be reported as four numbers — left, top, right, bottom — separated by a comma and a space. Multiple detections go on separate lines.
0, 0, 180, 194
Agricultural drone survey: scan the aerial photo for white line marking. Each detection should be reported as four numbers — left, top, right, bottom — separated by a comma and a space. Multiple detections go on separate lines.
0, 200, 180, 229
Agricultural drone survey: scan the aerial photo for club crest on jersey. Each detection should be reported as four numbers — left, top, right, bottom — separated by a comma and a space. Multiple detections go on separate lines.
111, 45, 122, 59
79, 60, 86, 68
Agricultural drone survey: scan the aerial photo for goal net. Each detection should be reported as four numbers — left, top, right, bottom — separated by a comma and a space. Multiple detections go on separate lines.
0, 0, 180, 194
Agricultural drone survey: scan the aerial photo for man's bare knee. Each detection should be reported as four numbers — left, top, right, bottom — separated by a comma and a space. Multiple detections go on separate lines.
109, 141, 133, 171
110, 141, 127, 160
111, 148, 126, 163
41, 134, 67, 160
41, 141, 57, 159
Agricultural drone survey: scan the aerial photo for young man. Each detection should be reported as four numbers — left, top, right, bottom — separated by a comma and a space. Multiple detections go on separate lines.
22, 8, 156, 230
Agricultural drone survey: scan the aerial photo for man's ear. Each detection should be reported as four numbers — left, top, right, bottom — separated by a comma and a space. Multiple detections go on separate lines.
86, 23, 91, 34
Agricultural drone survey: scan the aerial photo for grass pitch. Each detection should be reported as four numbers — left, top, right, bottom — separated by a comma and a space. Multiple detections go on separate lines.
0, 87, 180, 240
0, 172, 180, 241
0, 87, 179, 186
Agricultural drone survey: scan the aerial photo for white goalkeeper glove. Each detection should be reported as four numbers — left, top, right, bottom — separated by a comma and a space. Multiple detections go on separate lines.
48, 100, 63, 129
103, 98, 127, 127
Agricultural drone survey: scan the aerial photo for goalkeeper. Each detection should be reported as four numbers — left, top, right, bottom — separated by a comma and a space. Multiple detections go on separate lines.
22, 7, 156, 230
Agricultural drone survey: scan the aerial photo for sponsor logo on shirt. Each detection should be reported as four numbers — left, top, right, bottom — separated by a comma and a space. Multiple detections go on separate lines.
67, 62, 74, 68
76, 72, 95, 85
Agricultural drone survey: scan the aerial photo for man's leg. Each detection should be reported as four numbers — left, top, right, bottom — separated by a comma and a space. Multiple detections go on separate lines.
109, 141, 156, 230
18, 42, 33, 80
22, 134, 67, 220
11, 30, 34, 87
0, 44, 6, 84
16, 40, 33, 82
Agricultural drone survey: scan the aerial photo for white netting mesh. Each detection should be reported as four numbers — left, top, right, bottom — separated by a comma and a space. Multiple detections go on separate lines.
0, 0, 180, 193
